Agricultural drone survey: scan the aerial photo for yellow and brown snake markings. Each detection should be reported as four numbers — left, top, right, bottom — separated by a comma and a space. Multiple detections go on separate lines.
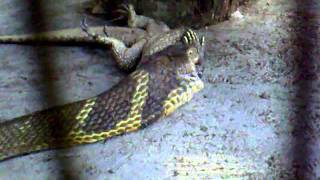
0, 28, 205, 161
74, 98, 97, 124
65, 70, 149, 144
163, 77, 204, 117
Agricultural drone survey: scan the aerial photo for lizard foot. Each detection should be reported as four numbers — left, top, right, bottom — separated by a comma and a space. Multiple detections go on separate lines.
114, 3, 138, 28
80, 18, 99, 39
102, 25, 110, 37
115, 3, 130, 16
182, 29, 206, 75
108, 4, 129, 22
182, 29, 205, 48
80, 18, 112, 45
182, 29, 199, 46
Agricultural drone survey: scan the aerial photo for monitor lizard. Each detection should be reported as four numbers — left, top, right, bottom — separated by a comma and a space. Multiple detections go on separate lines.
0, 4, 205, 71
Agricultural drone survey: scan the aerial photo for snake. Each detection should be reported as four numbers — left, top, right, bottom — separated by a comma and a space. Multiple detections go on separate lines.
0, 29, 205, 161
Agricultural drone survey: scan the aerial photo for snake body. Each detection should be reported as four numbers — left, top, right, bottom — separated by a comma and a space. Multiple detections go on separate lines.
0, 36, 204, 161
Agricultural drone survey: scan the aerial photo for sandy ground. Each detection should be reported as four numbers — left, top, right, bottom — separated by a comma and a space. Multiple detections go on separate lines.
0, 0, 319, 179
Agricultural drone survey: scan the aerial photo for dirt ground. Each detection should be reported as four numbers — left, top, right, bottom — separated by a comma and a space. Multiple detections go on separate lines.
0, 0, 319, 179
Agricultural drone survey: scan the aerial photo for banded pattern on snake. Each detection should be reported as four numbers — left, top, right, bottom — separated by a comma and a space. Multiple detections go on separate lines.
0, 30, 205, 161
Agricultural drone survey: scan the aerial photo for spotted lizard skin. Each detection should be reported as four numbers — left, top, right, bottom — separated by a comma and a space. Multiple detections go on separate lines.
0, 4, 188, 72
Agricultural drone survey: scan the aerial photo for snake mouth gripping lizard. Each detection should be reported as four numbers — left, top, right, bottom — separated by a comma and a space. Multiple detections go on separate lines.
0, 4, 206, 161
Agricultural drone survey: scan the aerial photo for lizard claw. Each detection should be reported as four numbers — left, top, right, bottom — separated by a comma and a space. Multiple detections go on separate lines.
80, 18, 88, 31
118, 3, 130, 13
112, 3, 137, 27
200, 36, 205, 47
182, 29, 206, 66
103, 25, 110, 37
80, 18, 98, 39
109, 4, 130, 22
113, 3, 130, 16
182, 29, 199, 45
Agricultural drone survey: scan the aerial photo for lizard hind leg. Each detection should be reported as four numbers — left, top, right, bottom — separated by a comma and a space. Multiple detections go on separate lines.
80, 18, 146, 71
108, 38, 146, 71
110, 4, 130, 22
115, 3, 170, 33
114, 3, 138, 28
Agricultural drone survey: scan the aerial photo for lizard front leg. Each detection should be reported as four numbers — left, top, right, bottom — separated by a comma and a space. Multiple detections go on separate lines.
81, 21, 146, 71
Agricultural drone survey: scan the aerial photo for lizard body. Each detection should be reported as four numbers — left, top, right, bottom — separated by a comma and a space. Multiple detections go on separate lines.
0, 4, 191, 71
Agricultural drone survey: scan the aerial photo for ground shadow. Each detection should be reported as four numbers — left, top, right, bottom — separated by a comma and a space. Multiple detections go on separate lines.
27, 1, 80, 179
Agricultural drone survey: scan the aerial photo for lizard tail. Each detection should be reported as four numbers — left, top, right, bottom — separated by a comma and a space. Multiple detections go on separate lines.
0, 34, 94, 45
0, 27, 104, 45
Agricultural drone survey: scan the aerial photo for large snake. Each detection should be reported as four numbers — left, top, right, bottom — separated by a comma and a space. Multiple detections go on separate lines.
0, 30, 205, 161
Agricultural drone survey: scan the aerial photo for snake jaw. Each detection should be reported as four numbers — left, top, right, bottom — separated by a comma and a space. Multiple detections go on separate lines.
162, 73, 204, 117
189, 76, 205, 93
180, 73, 204, 93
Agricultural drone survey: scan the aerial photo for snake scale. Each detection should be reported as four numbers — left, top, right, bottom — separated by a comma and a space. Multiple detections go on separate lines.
0, 4, 206, 161
0, 31, 205, 161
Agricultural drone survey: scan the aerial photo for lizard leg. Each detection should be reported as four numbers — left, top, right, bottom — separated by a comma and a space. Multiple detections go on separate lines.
106, 36, 146, 71
81, 20, 146, 71
117, 4, 170, 34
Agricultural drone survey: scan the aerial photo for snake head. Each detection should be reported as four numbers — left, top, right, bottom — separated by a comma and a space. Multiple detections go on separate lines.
139, 29, 206, 94
163, 30, 206, 94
